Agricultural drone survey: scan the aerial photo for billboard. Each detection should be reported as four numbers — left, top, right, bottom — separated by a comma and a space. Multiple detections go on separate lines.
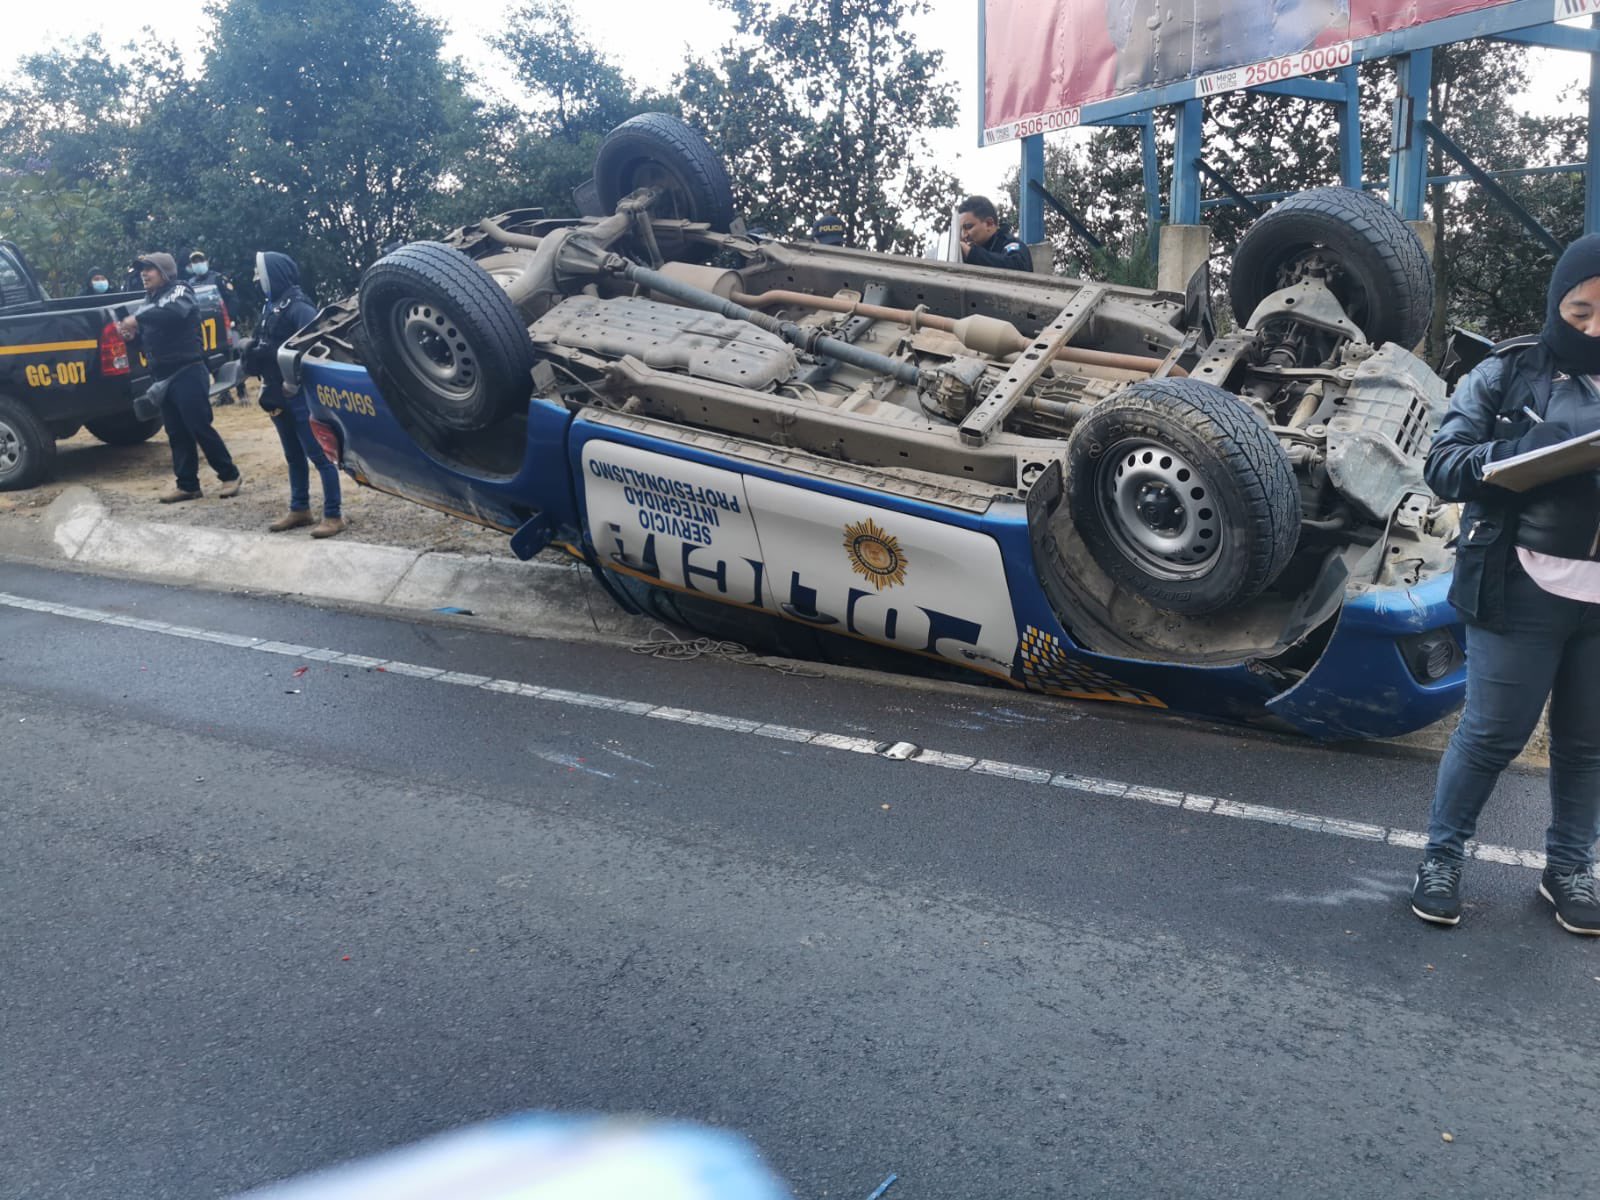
981, 0, 1531, 144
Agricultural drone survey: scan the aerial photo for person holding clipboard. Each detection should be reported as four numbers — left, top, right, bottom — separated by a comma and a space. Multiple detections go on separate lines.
1412, 234, 1600, 935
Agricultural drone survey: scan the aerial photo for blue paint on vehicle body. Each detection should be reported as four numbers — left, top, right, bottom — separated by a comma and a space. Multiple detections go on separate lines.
302, 357, 1466, 741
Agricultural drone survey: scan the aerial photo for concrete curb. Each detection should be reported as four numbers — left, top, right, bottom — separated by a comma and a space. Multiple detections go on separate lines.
0, 486, 655, 645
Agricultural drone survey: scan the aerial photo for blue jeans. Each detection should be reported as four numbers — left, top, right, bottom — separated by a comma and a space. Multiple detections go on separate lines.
271, 394, 341, 517
1427, 564, 1600, 870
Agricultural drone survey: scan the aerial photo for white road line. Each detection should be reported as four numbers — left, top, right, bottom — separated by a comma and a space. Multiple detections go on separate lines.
0, 589, 1553, 873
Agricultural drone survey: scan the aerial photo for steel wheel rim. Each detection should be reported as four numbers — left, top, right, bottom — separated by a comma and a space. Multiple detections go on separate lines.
391, 300, 479, 402
1097, 438, 1224, 581
0, 420, 20, 472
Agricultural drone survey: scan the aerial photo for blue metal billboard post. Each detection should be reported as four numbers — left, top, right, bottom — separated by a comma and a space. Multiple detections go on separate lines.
1387, 48, 1433, 222
1020, 134, 1046, 244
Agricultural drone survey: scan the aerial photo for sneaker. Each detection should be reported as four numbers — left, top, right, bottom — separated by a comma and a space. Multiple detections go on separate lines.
268, 511, 315, 532
1411, 858, 1463, 927
1538, 867, 1600, 936
309, 515, 346, 539
158, 486, 202, 504
218, 474, 243, 498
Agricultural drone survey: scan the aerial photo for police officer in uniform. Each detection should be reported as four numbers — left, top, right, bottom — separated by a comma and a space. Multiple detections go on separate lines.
118, 252, 242, 503
187, 249, 245, 404
812, 212, 848, 246
957, 195, 1034, 273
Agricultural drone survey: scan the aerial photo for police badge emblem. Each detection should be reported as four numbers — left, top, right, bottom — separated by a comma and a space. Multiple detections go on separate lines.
842, 517, 909, 590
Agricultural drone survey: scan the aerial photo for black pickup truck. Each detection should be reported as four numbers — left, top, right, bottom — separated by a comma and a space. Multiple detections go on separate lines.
0, 239, 238, 489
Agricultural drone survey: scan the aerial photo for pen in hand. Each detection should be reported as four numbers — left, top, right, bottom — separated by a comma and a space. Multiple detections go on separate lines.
1523, 406, 1544, 423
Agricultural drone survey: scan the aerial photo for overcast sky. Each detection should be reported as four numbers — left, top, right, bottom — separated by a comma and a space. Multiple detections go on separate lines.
4, 0, 1587, 205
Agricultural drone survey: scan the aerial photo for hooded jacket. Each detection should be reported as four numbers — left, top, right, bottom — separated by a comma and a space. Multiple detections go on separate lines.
132, 252, 204, 377
82, 267, 112, 296
246, 251, 318, 397
1425, 237, 1600, 626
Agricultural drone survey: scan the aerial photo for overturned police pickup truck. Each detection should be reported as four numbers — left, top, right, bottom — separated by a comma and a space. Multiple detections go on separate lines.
281, 113, 1464, 739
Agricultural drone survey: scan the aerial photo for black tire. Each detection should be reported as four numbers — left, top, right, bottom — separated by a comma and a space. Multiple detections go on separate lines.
1065, 379, 1301, 616
1229, 187, 1433, 347
357, 240, 536, 432
592, 113, 735, 230
0, 396, 56, 491
85, 412, 163, 445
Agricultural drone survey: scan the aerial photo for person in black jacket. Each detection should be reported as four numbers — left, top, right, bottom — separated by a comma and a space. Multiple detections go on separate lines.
956, 196, 1033, 273
186, 250, 244, 403
244, 251, 342, 538
1412, 234, 1600, 935
82, 267, 112, 296
118, 252, 242, 503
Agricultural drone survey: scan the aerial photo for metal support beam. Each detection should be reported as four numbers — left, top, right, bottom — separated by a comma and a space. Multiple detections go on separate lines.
1089, 113, 1162, 246
1140, 117, 1161, 254
1197, 162, 1588, 210
1420, 118, 1563, 254
1494, 25, 1600, 53
1019, 134, 1046, 244
1388, 48, 1431, 220
1336, 66, 1362, 187
1246, 78, 1349, 102
1195, 159, 1263, 217
1026, 180, 1103, 249
1591, 17, 1600, 235
1169, 99, 1203, 226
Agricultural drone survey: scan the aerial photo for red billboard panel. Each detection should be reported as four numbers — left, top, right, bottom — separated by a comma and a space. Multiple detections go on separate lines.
981, 0, 1524, 143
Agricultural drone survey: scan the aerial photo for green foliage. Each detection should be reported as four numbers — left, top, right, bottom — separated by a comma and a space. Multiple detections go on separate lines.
0, 168, 123, 296
197, 0, 485, 293
452, 1, 672, 224
678, 0, 958, 252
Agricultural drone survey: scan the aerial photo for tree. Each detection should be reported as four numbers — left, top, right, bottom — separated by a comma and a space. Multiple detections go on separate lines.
199, 0, 486, 293
678, 0, 959, 252
446, 0, 671, 224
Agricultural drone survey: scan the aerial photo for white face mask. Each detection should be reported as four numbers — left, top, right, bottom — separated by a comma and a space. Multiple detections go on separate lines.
189, 261, 208, 276
91, 279, 109, 293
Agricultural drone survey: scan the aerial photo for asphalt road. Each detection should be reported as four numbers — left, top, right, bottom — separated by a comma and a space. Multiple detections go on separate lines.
3, 560, 1598, 1199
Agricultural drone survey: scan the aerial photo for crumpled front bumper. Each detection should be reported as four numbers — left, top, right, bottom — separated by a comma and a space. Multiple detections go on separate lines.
1266, 572, 1466, 741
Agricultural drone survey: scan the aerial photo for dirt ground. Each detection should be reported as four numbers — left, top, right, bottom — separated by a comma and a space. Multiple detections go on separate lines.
0, 380, 513, 557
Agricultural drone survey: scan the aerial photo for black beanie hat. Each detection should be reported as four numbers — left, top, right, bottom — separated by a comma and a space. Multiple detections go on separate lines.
1540, 233, 1600, 375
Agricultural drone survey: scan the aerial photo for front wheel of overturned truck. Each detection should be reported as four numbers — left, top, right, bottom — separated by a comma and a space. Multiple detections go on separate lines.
1065, 379, 1302, 616
357, 240, 537, 434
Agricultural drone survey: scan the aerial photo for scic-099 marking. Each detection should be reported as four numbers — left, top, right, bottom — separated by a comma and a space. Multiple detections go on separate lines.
316, 385, 377, 417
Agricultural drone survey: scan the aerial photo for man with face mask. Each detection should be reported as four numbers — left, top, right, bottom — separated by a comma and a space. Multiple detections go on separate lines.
186, 250, 243, 403
186, 250, 238, 320
82, 268, 113, 296
1413, 234, 1600, 936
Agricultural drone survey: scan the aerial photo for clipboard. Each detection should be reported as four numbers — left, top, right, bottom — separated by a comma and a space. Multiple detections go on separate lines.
1480, 429, 1600, 492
